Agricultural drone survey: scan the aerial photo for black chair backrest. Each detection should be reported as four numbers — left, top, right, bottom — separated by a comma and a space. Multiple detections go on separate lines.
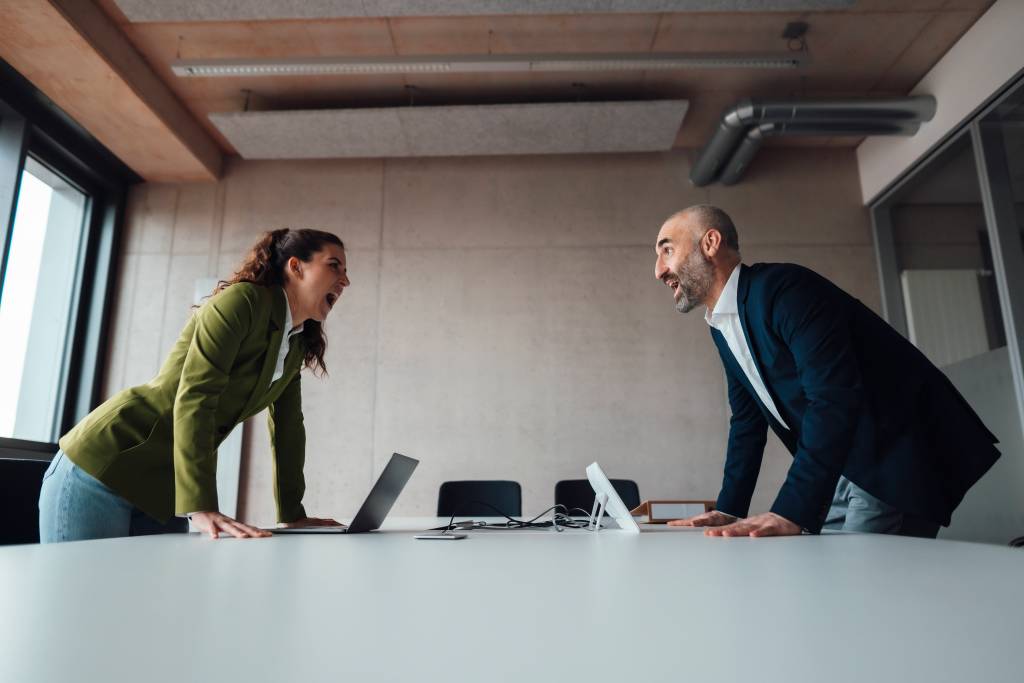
437, 480, 522, 517
0, 458, 51, 545
555, 478, 641, 516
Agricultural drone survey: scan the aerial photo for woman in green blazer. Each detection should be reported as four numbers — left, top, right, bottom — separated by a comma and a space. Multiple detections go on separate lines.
39, 228, 350, 542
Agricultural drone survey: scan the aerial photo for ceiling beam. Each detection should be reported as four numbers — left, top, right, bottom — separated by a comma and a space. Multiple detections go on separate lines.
0, 0, 222, 182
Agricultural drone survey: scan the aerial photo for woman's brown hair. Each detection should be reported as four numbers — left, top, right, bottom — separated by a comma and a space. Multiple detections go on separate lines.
213, 228, 345, 376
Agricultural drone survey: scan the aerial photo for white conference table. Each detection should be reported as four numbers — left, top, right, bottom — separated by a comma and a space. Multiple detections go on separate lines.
1, 517, 1021, 683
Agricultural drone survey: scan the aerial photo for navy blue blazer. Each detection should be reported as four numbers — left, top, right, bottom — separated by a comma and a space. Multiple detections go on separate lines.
712, 263, 999, 532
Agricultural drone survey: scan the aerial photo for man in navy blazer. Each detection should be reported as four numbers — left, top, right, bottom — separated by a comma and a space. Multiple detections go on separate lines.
654, 205, 999, 538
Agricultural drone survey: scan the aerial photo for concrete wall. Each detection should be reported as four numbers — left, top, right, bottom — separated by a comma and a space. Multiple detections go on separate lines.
105, 148, 878, 525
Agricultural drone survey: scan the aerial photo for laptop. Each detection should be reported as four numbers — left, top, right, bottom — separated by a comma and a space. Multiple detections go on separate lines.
270, 452, 418, 534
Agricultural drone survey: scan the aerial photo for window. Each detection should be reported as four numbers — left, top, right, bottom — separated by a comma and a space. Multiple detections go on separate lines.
0, 157, 89, 441
0, 60, 137, 459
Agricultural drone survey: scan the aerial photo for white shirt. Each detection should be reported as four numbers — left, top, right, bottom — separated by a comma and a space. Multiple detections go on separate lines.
705, 264, 790, 430
273, 289, 304, 385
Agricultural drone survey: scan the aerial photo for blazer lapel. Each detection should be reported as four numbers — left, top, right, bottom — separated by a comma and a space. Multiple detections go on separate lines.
736, 264, 773, 377
735, 265, 788, 429
711, 327, 759, 400
238, 287, 286, 419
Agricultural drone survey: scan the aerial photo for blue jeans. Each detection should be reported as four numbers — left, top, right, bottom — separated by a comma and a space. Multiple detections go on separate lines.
38, 451, 186, 543
823, 476, 940, 538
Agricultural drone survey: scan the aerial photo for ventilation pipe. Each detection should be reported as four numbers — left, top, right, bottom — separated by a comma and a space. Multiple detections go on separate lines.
690, 96, 937, 186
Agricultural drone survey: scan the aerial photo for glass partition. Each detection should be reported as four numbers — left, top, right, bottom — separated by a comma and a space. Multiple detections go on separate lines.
871, 75, 1024, 544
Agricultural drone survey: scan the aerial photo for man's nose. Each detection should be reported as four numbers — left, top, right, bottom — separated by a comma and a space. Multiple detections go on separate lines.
654, 258, 667, 280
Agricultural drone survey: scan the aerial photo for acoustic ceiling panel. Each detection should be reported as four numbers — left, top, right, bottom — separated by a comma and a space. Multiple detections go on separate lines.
210, 100, 689, 159
114, 0, 854, 21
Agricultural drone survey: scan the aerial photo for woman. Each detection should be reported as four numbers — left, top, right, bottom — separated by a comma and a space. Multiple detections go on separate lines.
39, 228, 350, 542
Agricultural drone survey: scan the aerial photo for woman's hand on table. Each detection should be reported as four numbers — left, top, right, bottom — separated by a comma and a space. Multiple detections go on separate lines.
190, 511, 272, 539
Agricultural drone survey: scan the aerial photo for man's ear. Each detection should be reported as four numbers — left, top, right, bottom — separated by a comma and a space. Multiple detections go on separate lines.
702, 229, 722, 258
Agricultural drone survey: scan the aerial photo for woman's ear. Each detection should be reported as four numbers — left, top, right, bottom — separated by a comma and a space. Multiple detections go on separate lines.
287, 256, 302, 278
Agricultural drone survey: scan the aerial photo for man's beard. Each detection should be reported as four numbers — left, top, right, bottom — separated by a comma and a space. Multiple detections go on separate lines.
674, 247, 715, 314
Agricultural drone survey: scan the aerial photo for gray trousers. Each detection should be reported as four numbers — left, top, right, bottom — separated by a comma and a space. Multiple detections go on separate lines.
823, 476, 940, 538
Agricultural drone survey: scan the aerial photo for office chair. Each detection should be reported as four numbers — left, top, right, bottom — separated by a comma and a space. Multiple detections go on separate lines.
555, 478, 641, 517
0, 458, 51, 545
437, 480, 522, 518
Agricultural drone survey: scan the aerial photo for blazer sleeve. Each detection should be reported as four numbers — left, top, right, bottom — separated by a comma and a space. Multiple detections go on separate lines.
268, 371, 307, 523
173, 285, 255, 515
767, 270, 865, 533
716, 348, 769, 518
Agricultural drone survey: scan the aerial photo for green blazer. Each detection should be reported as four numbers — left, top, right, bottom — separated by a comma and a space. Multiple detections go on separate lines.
60, 283, 308, 523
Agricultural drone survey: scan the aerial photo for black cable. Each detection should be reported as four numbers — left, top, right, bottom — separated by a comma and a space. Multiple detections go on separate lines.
430, 502, 597, 533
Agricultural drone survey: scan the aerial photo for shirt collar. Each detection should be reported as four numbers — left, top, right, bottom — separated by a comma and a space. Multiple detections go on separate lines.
704, 263, 741, 326
281, 288, 303, 338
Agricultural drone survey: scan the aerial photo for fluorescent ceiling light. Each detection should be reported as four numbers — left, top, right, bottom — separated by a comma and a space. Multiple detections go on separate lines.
172, 53, 807, 78
116, 0, 854, 22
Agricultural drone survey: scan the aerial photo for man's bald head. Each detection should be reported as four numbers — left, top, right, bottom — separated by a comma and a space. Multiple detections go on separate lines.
654, 204, 742, 314
664, 205, 740, 253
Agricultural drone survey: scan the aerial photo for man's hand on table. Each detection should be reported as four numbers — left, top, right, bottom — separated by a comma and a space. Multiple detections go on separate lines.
667, 509, 736, 528
668, 510, 802, 537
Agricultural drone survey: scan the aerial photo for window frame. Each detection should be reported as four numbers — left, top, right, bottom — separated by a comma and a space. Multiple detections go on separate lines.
0, 59, 138, 461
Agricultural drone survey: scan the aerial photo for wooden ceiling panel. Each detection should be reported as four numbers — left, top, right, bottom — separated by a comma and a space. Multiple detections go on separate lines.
123, 19, 396, 66
2, 0, 220, 180
652, 12, 804, 53
74, 0, 993, 164
870, 9, 983, 92
941, 0, 996, 10
303, 19, 398, 55
653, 10, 936, 92
782, 12, 935, 90
849, 0, 951, 10
642, 68, 805, 96
389, 14, 662, 55
393, 72, 644, 101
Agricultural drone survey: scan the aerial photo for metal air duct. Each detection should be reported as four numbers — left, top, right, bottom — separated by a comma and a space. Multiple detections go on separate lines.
690, 96, 937, 186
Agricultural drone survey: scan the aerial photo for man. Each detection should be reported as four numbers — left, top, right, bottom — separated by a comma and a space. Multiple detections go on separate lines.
654, 205, 1000, 538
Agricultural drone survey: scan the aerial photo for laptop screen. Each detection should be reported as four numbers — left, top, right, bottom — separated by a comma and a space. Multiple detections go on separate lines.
347, 453, 419, 532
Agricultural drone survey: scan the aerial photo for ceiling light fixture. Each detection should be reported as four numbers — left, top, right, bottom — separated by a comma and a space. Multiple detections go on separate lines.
171, 53, 807, 78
